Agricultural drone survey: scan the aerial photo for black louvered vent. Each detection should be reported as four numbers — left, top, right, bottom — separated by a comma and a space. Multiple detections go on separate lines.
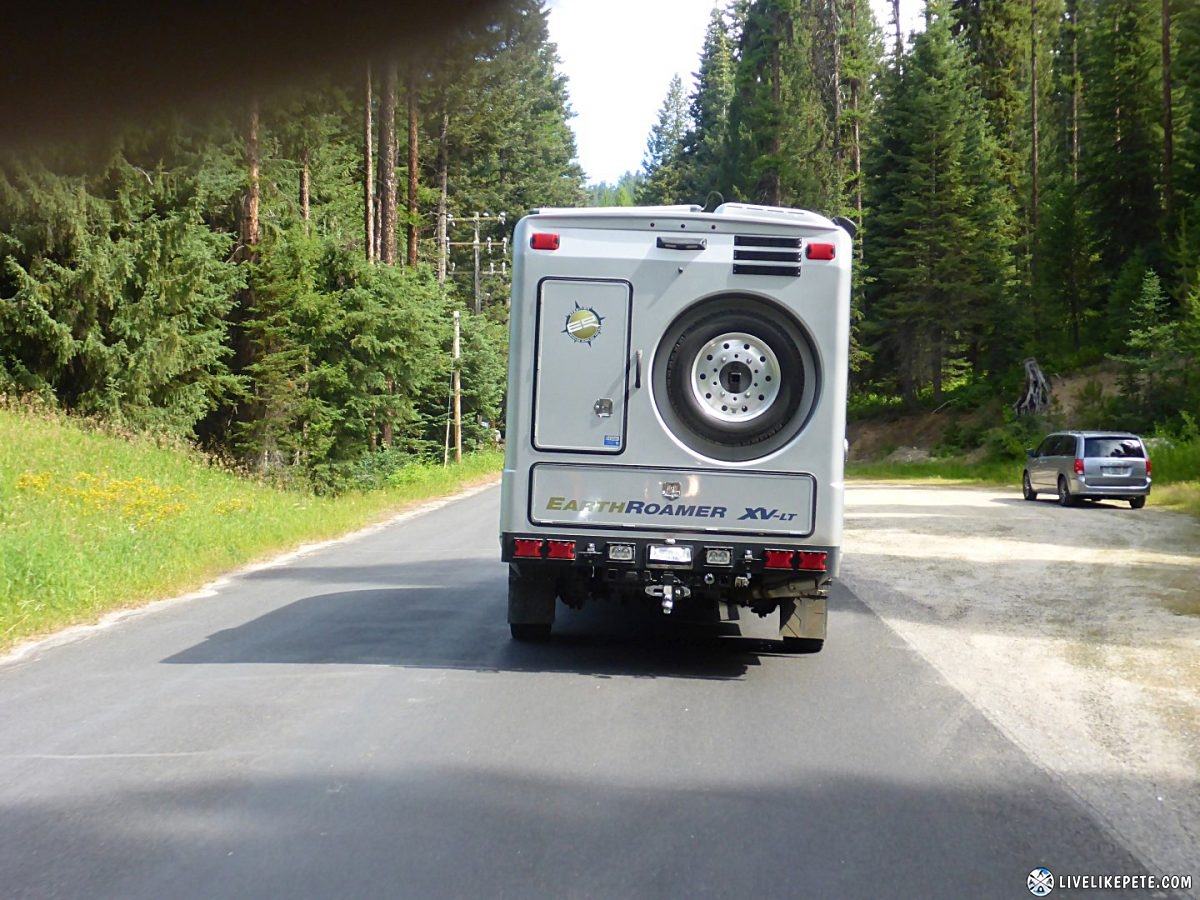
732, 235, 802, 277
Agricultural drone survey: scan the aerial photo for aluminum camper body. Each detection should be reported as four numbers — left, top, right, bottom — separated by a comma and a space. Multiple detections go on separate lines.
499, 203, 852, 649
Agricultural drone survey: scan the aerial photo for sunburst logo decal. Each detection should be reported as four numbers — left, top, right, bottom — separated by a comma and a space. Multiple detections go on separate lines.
563, 304, 603, 344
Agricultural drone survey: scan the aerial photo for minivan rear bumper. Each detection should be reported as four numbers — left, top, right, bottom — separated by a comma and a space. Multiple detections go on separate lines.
1074, 476, 1151, 499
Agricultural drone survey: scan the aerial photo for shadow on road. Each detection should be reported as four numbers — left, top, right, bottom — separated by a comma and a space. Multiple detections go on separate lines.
162, 560, 836, 680
0, 763, 1167, 900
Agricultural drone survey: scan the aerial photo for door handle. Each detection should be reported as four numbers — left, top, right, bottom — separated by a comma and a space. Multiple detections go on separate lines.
656, 237, 707, 251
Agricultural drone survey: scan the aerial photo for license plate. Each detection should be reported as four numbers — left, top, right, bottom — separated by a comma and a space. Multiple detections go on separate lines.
1102, 467, 1130, 477
648, 545, 693, 564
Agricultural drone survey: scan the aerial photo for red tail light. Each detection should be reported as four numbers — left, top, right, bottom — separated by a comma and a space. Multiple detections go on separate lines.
805, 243, 835, 260
764, 549, 794, 570
546, 540, 576, 560
513, 538, 543, 558
1146, 457, 1152, 475
530, 233, 560, 250
1074, 459, 1084, 475
797, 551, 828, 571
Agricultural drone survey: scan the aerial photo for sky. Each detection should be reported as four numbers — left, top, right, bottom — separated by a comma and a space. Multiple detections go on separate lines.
546, 0, 925, 186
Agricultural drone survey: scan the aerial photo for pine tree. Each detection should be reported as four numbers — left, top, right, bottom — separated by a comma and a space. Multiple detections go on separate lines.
679, 5, 737, 203
1080, 0, 1163, 274
865, 0, 1018, 399
637, 74, 691, 205
725, 0, 845, 211
0, 136, 243, 433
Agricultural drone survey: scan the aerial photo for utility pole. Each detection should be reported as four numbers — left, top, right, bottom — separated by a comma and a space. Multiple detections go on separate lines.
473, 214, 482, 315
452, 309, 462, 464
441, 212, 508, 311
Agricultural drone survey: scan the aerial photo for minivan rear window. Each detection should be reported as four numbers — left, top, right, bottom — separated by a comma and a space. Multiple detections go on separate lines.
1084, 437, 1144, 459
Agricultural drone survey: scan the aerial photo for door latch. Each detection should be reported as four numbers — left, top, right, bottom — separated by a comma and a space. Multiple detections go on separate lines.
593, 398, 613, 418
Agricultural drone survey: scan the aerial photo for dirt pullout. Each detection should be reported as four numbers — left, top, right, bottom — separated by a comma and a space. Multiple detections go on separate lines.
841, 483, 1200, 889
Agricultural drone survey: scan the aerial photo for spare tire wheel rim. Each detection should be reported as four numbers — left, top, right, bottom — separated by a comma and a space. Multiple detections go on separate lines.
688, 332, 782, 424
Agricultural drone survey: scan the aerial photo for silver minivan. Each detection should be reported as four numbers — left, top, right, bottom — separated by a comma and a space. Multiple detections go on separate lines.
1022, 431, 1151, 508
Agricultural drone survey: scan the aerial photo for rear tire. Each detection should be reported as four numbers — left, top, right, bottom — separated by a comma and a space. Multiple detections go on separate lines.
1057, 476, 1075, 507
1022, 471, 1037, 501
1129, 496, 1146, 509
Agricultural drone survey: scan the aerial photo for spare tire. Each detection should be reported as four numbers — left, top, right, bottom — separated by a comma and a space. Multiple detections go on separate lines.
654, 296, 818, 460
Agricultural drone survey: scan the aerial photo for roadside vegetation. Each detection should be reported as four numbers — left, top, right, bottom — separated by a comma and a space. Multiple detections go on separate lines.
0, 403, 501, 655
846, 379, 1200, 518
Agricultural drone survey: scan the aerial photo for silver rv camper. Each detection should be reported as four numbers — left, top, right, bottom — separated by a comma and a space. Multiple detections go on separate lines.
499, 203, 852, 652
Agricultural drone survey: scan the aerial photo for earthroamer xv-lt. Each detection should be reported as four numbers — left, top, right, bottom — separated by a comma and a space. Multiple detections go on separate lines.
499, 203, 852, 651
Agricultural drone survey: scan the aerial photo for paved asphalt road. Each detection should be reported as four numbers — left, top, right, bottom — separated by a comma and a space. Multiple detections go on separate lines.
0, 485, 1170, 899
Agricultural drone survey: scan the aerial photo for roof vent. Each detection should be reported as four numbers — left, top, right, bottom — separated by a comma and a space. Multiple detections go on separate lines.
732, 235, 801, 277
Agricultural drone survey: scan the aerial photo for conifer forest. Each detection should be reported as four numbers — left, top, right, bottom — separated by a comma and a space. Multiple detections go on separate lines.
2, 0, 1198, 489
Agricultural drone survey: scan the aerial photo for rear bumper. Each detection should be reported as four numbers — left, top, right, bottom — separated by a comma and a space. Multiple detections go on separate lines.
501, 531, 840, 580
1074, 476, 1151, 499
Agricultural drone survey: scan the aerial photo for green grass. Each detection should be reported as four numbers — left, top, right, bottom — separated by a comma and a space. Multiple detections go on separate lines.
0, 406, 502, 654
846, 457, 1018, 487
1149, 438, 1200, 484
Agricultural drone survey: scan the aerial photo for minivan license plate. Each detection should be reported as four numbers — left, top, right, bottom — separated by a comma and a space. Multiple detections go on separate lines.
1102, 466, 1129, 477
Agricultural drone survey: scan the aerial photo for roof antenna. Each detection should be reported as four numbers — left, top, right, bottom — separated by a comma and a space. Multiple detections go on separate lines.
702, 191, 724, 213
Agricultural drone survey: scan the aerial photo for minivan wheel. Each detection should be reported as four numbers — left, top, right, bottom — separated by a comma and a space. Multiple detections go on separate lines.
1129, 496, 1146, 509
1057, 476, 1075, 507
1022, 472, 1037, 501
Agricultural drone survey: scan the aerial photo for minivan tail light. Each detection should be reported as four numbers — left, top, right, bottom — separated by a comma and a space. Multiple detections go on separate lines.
1073, 458, 1084, 475
1146, 457, 1152, 476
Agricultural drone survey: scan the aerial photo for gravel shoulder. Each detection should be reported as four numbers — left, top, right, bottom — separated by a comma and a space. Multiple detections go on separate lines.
841, 482, 1200, 887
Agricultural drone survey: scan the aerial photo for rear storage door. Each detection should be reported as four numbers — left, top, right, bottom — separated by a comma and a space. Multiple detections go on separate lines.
533, 278, 632, 453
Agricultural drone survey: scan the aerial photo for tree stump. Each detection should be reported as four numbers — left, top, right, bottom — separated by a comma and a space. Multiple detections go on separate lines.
1014, 357, 1051, 415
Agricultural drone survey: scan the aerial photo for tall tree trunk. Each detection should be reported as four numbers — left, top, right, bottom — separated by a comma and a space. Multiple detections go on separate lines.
300, 146, 310, 227
1070, 0, 1080, 183
437, 105, 450, 285
237, 98, 274, 470
931, 324, 943, 400
1162, 0, 1174, 221
240, 100, 261, 261
1030, 0, 1039, 237
892, 0, 902, 57
374, 196, 382, 261
364, 62, 375, 262
380, 60, 398, 265
381, 386, 394, 447
766, 16, 783, 206
406, 65, 420, 268
831, 0, 843, 203
850, 0, 863, 246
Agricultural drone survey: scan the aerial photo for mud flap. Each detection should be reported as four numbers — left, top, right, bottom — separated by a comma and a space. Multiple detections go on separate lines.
779, 595, 827, 641
507, 567, 557, 626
